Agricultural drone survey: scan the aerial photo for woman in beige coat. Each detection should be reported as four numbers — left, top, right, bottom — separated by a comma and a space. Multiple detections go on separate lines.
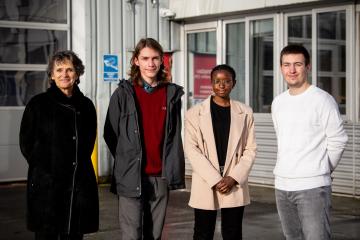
185, 64, 257, 240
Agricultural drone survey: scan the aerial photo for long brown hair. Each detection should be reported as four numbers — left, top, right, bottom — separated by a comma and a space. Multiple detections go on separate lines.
129, 38, 167, 84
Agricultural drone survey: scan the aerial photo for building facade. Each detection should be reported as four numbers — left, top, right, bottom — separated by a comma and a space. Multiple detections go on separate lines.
0, 0, 359, 196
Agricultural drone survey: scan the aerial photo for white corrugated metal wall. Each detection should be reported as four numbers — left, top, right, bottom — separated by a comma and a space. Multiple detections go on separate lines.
335, 123, 360, 196
248, 120, 360, 197
248, 117, 277, 186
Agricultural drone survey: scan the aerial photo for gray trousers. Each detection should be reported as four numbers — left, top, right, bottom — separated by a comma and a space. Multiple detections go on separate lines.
275, 186, 332, 240
118, 176, 169, 240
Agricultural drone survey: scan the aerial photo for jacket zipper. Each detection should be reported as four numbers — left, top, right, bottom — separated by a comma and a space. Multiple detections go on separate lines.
134, 113, 142, 196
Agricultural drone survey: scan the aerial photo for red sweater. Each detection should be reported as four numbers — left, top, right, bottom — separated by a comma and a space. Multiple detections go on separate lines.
134, 84, 167, 175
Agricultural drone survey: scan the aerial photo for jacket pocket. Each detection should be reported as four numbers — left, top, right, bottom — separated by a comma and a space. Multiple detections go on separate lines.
117, 111, 140, 151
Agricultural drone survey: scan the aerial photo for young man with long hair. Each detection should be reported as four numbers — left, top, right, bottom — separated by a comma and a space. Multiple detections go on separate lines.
104, 38, 185, 240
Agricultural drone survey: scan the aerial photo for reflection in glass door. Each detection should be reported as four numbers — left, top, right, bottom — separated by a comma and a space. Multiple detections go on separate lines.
187, 31, 217, 109
287, 14, 312, 83
226, 22, 245, 103
250, 19, 273, 113
286, 11, 346, 114
317, 11, 346, 114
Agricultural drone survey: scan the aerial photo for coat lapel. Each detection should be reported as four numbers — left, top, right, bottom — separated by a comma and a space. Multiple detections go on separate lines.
198, 97, 220, 171
198, 97, 246, 175
223, 100, 245, 175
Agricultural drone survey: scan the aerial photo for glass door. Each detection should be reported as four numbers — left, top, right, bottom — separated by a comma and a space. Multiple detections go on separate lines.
186, 28, 217, 109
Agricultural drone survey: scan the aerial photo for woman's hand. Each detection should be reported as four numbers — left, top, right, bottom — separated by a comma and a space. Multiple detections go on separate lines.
215, 176, 237, 194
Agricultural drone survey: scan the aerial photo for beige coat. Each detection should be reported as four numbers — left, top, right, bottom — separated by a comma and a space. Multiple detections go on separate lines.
185, 97, 257, 210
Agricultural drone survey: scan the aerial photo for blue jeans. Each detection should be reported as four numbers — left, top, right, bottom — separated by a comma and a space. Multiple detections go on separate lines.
275, 186, 332, 240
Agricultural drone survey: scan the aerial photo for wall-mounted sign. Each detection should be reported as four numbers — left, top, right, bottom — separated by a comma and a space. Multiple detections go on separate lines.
163, 52, 173, 82
103, 54, 119, 82
193, 53, 216, 99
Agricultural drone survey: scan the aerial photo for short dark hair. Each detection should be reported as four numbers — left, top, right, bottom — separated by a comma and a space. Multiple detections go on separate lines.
280, 45, 310, 66
210, 64, 236, 86
129, 38, 167, 83
47, 50, 84, 85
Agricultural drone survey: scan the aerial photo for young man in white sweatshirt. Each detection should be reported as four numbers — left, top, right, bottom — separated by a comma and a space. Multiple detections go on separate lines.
271, 45, 348, 240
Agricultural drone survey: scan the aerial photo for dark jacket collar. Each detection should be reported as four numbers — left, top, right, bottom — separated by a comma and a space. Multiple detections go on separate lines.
47, 82, 84, 106
119, 78, 184, 102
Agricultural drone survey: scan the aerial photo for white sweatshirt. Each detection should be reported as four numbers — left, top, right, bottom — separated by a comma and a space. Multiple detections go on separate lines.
271, 85, 348, 191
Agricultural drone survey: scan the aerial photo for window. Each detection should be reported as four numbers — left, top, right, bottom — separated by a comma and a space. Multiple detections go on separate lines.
186, 7, 352, 117
0, 28, 67, 64
186, 31, 217, 109
250, 19, 274, 113
0, 71, 47, 106
317, 11, 346, 114
288, 14, 312, 83
0, 0, 69, 106
286, 10, 347, 114
0, 0, 67, 23
223, 18, 274, 113
226, 22, 245, 103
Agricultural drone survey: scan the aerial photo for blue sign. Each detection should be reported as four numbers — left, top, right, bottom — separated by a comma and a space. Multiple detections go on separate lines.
103, 55, 119, 82
104, 72, 118, 79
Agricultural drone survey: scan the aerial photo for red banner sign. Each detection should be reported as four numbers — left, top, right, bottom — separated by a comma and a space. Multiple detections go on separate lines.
193, 53, 216, 99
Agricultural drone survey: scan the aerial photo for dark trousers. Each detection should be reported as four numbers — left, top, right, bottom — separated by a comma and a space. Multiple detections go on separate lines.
35, 232, 83, 240
118, 176, 169, 240
194, 206, 245, 240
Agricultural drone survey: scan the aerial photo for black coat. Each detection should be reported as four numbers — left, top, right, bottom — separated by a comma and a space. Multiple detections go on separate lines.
19, 83, 99, 234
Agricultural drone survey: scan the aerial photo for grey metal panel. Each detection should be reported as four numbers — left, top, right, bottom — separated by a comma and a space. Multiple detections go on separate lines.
248, 117, 277, 186
336, 123, 360, 196
123, 0, 135, 51
170, 21, 181, 51
147, 0, 159, 40
96, 0, 112, 177
134, 0, 147, 41
110, 0, 123, 74
0, 109, 27, 182
332, 124, 358, 196
159, 17, 170, 50
158, 0, 171, 50
355, 124, 360, 196
0, 145, 28, 182
169, 0, 322, 20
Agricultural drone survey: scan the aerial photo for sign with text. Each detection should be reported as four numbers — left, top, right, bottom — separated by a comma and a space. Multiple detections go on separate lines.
193, 53, 216, 99
163, 52, 173, 82
103, 54, 119, 82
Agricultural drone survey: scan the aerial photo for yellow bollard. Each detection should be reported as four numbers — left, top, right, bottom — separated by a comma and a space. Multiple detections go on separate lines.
91, 134, 98, 183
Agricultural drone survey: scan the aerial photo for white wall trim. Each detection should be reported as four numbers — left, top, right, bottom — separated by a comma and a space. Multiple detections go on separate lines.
0, 20, 69, 30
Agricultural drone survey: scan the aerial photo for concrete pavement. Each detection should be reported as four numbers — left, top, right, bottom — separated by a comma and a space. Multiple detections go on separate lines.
0, 181, 359, 240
